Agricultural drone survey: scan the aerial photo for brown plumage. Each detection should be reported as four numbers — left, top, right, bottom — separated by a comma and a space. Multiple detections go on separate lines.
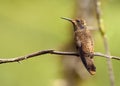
61, 17, 96, 75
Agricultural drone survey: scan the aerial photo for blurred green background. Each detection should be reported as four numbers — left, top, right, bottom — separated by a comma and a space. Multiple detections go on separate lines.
0, 0, 120, 86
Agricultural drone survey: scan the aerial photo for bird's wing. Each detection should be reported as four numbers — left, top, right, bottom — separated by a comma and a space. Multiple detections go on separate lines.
78, 45, 96, 75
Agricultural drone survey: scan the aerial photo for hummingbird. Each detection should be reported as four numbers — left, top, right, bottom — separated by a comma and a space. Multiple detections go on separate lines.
61, 17, 96, 75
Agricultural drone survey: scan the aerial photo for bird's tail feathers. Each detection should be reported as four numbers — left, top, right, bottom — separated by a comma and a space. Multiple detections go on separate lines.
80, 56, 96, 75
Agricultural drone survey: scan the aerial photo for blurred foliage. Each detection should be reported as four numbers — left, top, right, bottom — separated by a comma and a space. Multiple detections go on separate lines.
0, 0, 120, 86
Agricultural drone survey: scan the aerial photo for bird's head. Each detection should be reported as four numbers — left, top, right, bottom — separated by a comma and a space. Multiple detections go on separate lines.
61, 17, 86, 31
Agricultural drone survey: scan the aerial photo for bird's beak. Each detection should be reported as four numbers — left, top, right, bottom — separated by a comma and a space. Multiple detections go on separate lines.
61, 17, 74, 23
61, 17, 77, 31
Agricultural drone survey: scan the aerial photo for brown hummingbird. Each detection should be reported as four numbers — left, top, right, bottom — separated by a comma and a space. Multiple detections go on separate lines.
61, 17, 96, 75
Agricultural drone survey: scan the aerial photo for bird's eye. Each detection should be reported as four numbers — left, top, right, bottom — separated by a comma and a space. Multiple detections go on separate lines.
76, 20, 80, 23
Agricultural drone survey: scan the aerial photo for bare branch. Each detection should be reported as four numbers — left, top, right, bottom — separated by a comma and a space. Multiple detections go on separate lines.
0, 49, 120, 64
0, 50, 78, 64
94, 52, 120, 60
94, 0, 115, 85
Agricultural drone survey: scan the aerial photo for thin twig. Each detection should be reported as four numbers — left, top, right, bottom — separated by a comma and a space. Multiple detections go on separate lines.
0, 49, 120, 64
0, 50, 78, 64
94, 52, 120, 60
94, 0, 115, 86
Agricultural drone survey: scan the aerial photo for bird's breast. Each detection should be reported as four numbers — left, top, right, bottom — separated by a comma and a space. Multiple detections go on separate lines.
75, 29, 94, 54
